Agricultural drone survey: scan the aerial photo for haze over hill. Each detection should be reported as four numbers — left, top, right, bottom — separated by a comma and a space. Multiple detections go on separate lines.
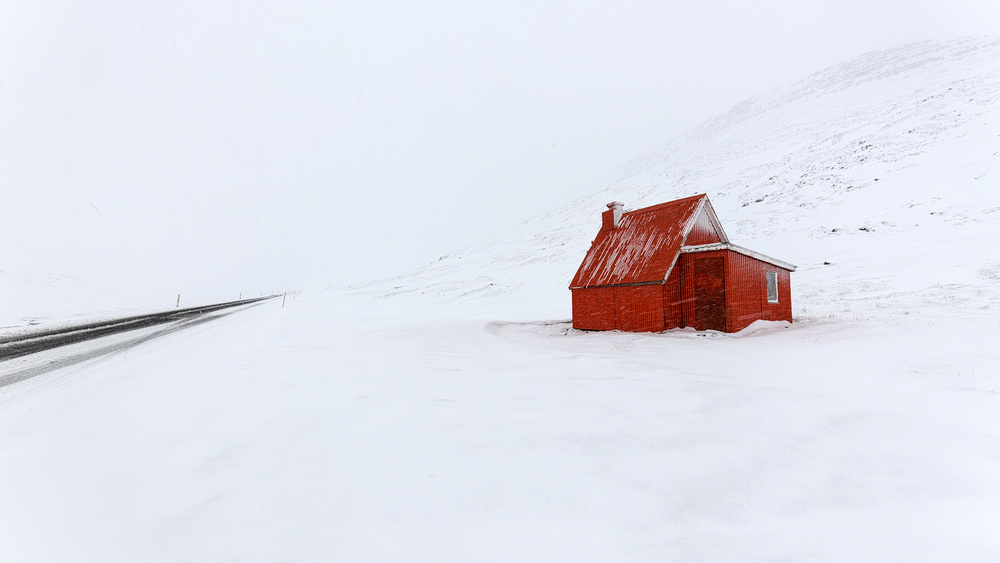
361, 36, 1000, 324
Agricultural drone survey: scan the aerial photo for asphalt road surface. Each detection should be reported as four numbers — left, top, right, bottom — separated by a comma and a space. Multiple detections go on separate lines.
0, 296, 277, 388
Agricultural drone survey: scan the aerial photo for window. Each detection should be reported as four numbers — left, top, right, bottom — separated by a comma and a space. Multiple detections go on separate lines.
766, 271, 779, 303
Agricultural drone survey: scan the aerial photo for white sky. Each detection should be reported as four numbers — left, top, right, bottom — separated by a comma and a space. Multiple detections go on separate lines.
2, 1, 998, 302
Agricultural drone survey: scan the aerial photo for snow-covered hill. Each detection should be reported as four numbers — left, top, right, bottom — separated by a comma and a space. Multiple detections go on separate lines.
359, 36, 1000, 324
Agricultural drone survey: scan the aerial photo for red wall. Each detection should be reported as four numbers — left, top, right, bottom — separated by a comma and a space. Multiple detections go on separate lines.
572, 285, 664, 332
677, 250, 793, 332
723, 251, 762, 332
615, 285, 664, 332
775, 270, 793, 322
678, 251, 720, 328
572, 287, 615, 330
574, 250, 792, 333
723, 250, 792, 331
662, 265, 683, 329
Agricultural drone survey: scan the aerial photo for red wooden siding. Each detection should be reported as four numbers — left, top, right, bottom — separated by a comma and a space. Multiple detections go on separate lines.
773, 269, 793, 322
571, 287, 615, 330
684, 206, 723, 246
614, 285, 664, 332
678, 251, 717, 328
723, 250, 764, 332
693, 257, 727, 331
572, 286, 665, 332
723, 250, 793, 331
662, 265, 683, 329
675, 249, 793, 332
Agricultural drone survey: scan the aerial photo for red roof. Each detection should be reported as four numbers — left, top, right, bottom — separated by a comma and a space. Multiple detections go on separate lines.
570, 194, 724, 288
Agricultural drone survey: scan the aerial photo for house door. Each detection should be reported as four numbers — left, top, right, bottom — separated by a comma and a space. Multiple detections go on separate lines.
694, 257, 726, 331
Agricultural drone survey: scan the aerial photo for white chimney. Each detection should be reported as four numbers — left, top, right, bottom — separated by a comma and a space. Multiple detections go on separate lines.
606, 201, 624, 229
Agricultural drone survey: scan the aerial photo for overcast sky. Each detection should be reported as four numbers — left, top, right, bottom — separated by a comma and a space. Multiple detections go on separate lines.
2, 1, 998, 303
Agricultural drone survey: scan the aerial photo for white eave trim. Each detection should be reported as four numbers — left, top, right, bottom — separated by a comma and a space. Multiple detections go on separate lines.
680, 242, 797, 271
701, 198, 730, 243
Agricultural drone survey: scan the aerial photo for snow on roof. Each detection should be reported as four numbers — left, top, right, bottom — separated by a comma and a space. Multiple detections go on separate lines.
570, 194, 709, 288
680, 242, 797, 271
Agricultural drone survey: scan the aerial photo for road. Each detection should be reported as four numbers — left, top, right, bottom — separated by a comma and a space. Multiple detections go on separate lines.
0, 296, 278, 387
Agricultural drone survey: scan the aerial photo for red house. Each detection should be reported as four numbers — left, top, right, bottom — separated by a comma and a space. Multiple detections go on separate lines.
570, 194, 795, 333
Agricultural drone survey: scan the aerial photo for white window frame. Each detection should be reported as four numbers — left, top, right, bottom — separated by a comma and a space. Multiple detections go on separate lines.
766, 271, 779, 303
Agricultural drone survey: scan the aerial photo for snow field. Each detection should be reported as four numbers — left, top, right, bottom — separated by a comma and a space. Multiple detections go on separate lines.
1, 290, 998, 561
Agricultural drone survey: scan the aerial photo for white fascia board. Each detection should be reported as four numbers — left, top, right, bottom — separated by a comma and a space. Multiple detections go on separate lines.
680, 242, 797, 271
677, 197, 706, 249
701, 198, 730, 243
664, 197, 707, 283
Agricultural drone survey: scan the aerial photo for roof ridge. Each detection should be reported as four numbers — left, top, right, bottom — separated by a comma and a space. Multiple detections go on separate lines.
624, 193, 706, 215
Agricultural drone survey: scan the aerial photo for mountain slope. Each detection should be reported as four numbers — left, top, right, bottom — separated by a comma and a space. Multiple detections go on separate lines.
358, 37, 1000, 324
